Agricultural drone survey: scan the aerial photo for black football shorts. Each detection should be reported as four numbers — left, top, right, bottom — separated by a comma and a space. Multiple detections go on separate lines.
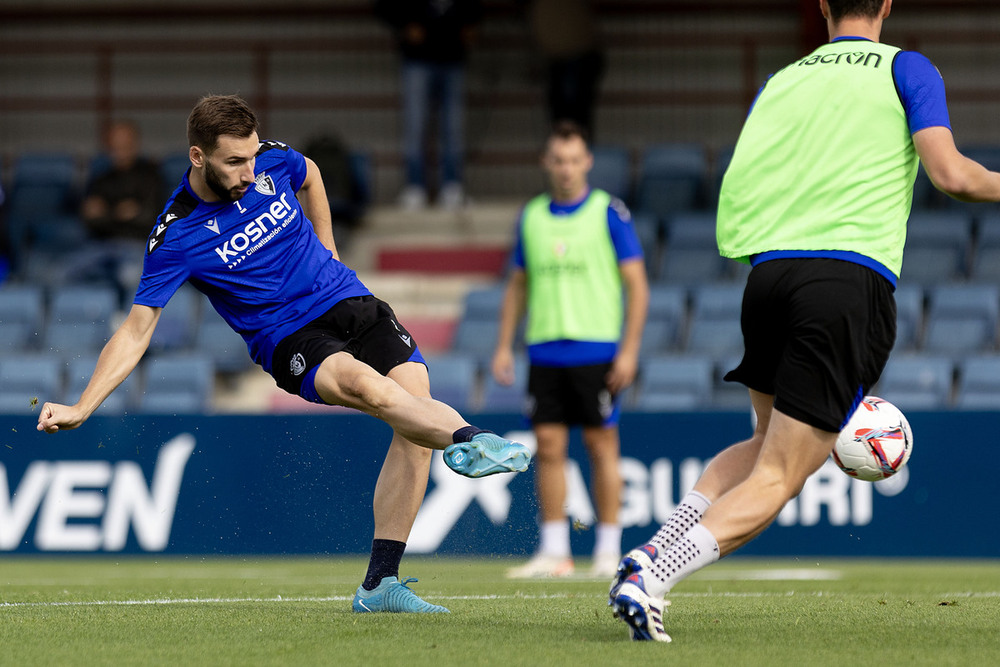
528, 362, 620, 427
724, 258, 896, 432
271, 295, 424, 402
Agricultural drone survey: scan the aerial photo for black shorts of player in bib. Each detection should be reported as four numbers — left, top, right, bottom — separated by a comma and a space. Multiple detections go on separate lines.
271, 295, 425, 403
528, 362, 621, 427
723, 258, 896, 433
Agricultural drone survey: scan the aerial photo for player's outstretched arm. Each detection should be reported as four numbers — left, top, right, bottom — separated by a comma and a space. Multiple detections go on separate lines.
37, 304, 162, 434
914, 126, 1000, 203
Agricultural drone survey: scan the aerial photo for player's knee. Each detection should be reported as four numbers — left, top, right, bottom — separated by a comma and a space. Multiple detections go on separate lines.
341, 372, 402, 413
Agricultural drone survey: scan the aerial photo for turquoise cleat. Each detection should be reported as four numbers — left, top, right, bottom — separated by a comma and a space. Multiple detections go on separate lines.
443, 433, 531, 478
351, 576, 449, 613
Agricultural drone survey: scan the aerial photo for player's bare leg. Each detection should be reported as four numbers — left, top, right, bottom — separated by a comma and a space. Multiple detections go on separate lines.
582, 424, 623, 576
506, 423, 575, 578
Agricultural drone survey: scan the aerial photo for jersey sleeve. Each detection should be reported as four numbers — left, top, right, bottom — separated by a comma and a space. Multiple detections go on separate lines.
286, 146, 309, 192
607, 198, 644, 262
133, 232, 191, 308
893, 51, 952, 134
510, 208, 527, 270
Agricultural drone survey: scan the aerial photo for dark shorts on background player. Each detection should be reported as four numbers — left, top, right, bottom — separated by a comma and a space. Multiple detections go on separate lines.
271, 295, 425, 403
724, 258, 896, 432
528, 362, 620, 427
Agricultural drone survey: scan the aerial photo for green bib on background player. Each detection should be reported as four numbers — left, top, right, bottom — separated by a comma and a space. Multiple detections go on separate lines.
717, 40, 917, 278
521, 190, 622, 344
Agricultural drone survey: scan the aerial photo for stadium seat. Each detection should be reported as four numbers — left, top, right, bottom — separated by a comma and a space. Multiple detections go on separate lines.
874, 355, 954, 411
659, 213, 721, 286
0, 355, 63, 414
901, 212, 973, 284
589, 145, 632, 203
685, 284, 744, 357
632, 212, 661, 278
461, 284, 505, 322
452, 318, 503, 362
426, 353, 479, 413
5, 152, 80, 269
43, 284, 119, 355
138, 354, 215, 414
954, 355, 1000, 409
893, 284, 924, 351
0, 284, 45, 353
710, 144, 734, 208
193, 306, 252, 374
921, 283, 999, 355
478, 357, 527, 413
711, 354, 750, 410
970, 215, 1000, 282
160, 151, 192, 190
148, 284, 201, 353
635, 143, 709, 218
634, 355, 712, 412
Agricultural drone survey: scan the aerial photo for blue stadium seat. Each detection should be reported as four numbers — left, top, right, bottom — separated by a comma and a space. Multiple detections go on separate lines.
711, 354, 750, 410
5, 152, 80, 269
635, 143, 708, 217
954, 355, 1000, 410
452, 319, 502, 361
0, 284, 45, 353
894, 284, 924, 351
0, 355, 63, 414
970, 215, 1000, 282
710, 145, 734, 208
686, 284, 744, 357
160, 151, 192, 189
632, 212, 661, 279
646, 285, 687, 348
426, 353, 479, 413
461, 284, 505, 322
149, 284, 201, 353
875, 355, 954, 411
193, 306, 252, 374
901, 212, 973, 284
590, 145, 632, 203
640, 319, 679, 356
634, 355, 712, 412
922, 283, 999, 355
138, 354, 215, 414
43, 284, 119, 355
478, 357, 527, 413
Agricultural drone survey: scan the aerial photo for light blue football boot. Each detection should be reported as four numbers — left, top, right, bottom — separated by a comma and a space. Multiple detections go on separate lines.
352, 577, 449, 613
443, 433, 531, 478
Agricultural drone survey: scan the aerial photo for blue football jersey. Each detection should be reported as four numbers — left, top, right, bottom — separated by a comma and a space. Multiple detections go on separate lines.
134, 141, 370, 372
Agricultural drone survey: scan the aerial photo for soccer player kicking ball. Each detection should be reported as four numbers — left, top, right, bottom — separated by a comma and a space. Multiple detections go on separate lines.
37, 94, 531, 614
609, 0, 1000, 642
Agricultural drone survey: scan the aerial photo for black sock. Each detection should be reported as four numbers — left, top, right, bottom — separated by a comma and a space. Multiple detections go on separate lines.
362, 539, 407, 591
452, 426, 490, 443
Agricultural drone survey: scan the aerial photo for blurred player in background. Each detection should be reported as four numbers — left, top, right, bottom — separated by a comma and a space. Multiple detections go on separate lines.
37, 94, 531, 615
609, 0, 1000, 642
493, 120, 648, 579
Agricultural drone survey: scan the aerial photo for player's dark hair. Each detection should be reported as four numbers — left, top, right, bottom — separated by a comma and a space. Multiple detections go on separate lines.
547, 119, 590, 150
187, 95, 260, 152
827, 0, 885, 21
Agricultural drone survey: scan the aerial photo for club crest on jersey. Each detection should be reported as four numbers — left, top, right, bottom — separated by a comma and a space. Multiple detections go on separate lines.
290, 353, 307, 376
255, 173, 276, 196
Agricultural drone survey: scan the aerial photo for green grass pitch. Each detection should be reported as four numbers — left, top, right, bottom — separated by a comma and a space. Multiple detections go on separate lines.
2, 556, 998, 666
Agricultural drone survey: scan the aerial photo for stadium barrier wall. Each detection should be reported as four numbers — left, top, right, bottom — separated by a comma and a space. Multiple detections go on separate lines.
0, 412, 992, 557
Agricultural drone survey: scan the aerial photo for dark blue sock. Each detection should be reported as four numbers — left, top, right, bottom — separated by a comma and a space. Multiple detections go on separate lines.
452, 426, 490, 443
362, 539, 407, 591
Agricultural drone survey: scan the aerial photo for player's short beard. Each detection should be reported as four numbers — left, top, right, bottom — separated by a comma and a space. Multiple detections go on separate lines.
204, 159, 248, 202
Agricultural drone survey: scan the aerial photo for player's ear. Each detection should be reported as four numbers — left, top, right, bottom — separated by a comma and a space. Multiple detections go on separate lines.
189, 146, 204, 168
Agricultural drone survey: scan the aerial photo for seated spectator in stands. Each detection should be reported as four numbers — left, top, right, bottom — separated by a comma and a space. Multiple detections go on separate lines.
67, 120, 165, 293
81, 120, 164, 241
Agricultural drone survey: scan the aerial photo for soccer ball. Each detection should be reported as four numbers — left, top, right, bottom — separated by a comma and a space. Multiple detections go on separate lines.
832, 396, 913, 482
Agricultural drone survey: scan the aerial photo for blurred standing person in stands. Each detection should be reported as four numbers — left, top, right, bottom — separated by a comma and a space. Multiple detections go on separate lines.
493, 121, 648, 578
375, 0, 482, 211
527, 0, 605, 138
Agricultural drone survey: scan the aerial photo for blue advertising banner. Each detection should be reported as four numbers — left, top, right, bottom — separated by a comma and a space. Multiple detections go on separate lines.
0, 411, 995, 557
